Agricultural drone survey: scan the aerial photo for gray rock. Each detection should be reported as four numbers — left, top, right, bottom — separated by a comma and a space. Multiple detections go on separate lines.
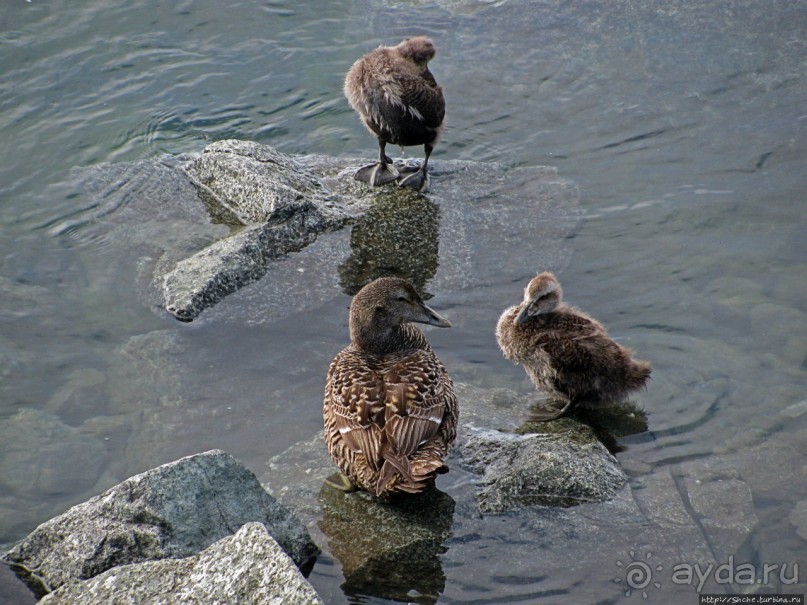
163, 140, 362, 321
263, 382, 632, 521
453, 383, 643, 513
3, 450, 318, 598
185, 140, 336, 225
162, 217, 326, 321
38, 522, 323, 605
159, 139, 579, 321
460, 425, 628, 513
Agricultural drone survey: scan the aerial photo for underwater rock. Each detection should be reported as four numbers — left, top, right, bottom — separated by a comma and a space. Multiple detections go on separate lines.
789, 500, 807, 541
3, 450, 318, 599
61, 141, 578, 321
38, 523, 323, 605
0, 408, 107, 502
337, 189, 440, 296
157, 139, 579, 320
318, 485, 455, 604
676, 461, 759, 563
0, 408, 113, 553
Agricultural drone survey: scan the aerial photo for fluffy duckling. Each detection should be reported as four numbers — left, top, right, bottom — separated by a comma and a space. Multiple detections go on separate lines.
324, 277, 458, 497
344, 37, 446, 192
496, 272, 651, 420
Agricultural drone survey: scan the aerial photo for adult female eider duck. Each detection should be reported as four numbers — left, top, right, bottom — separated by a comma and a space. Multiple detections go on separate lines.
344, 36, 446, 192
324, 277, 458, 497
496, 272, 651, 421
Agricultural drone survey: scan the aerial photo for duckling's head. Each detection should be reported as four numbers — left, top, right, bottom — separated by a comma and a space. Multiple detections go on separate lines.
395, 36, 436, 66
515, 272, 563, 324
350, 277, 450, 352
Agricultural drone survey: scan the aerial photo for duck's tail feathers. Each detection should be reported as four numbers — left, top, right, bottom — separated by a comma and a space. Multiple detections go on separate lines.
628, 359, 653, 390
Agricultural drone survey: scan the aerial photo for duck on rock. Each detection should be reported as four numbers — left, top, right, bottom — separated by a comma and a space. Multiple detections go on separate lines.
496, 272, 652, 421
324, 277, 458, 498
344, 36, 446, 192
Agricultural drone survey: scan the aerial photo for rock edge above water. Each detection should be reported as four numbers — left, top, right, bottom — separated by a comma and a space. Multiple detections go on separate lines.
37, 522, 323, 605
160, 139, 579, 321
2, 450, 319, 600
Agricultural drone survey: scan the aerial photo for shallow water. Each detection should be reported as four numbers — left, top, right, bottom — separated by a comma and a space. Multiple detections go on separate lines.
1, 1, 806, 603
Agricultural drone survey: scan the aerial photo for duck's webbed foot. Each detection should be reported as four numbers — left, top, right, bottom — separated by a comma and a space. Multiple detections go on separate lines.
527, 398, 575, 422
396, 164, 430, 193
354, 160, 399, 186
324, 472, 358, 492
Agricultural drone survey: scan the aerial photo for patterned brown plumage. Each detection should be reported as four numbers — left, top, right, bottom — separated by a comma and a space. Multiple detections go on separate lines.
344, 37, 446, 192
496, 272, 651, 419
324, 277, 458, 497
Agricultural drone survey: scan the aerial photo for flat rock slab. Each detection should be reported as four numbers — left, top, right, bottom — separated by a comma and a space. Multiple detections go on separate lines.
160, 139, 579, 320
52, 141, 579, 323
39, 522, 323, 605
3, 450, 319, 599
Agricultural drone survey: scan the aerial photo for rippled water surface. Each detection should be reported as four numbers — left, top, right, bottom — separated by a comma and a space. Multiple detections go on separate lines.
1, 1, 805, 603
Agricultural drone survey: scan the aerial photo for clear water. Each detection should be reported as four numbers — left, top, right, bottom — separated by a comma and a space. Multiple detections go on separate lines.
1, 1, 805, 603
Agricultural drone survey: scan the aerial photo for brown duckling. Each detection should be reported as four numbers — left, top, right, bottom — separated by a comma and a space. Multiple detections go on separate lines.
344, 37, 446, 192
324, 277, 458, 497
496, 272, 651, 420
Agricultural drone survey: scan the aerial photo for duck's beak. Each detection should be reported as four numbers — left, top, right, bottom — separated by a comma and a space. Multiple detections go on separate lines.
421, 302, 451, 328
514, 305, 531, 325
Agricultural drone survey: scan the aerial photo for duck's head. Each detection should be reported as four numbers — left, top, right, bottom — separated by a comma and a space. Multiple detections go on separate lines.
515, 272, 563, 324
396, 36, 436, 66
349, 277, 450, 352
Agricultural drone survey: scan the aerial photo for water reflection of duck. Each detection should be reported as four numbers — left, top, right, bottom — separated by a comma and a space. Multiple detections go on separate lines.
497, 272, 652, 421
318, 484, 454, 604
344, 37, 445, 192
324, 277, 458, 498
338, 191, 439, 296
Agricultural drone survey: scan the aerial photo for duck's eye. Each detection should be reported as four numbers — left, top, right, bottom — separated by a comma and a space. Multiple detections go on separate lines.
397, 296, 407, 302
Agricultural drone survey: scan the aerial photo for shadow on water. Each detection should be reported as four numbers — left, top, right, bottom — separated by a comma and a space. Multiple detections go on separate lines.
338, 190, 440, 298
317, 483, 455, 604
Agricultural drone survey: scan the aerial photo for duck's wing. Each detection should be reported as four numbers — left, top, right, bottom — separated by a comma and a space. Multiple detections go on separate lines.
382, 349, 449, 458
532, 313, 606, 370
397, 70, 445, 129
325, 349, 387, 472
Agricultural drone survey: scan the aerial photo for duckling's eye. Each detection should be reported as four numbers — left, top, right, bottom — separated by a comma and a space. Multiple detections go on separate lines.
397, 296, 407, 302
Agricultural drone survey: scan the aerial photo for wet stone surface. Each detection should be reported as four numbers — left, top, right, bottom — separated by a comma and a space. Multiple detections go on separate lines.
3, 450, 318, 599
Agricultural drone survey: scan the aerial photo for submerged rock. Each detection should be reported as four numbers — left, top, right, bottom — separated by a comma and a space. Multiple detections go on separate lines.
318, 485, 455, 604
56, 140, 579, 322
3, 450, 318, 599
38, 522, 323, 605
156, 139, 580, 320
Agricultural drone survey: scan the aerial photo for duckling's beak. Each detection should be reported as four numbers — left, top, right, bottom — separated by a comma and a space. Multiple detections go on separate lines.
514, 305, 531, 325
421, 302, 451, 328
